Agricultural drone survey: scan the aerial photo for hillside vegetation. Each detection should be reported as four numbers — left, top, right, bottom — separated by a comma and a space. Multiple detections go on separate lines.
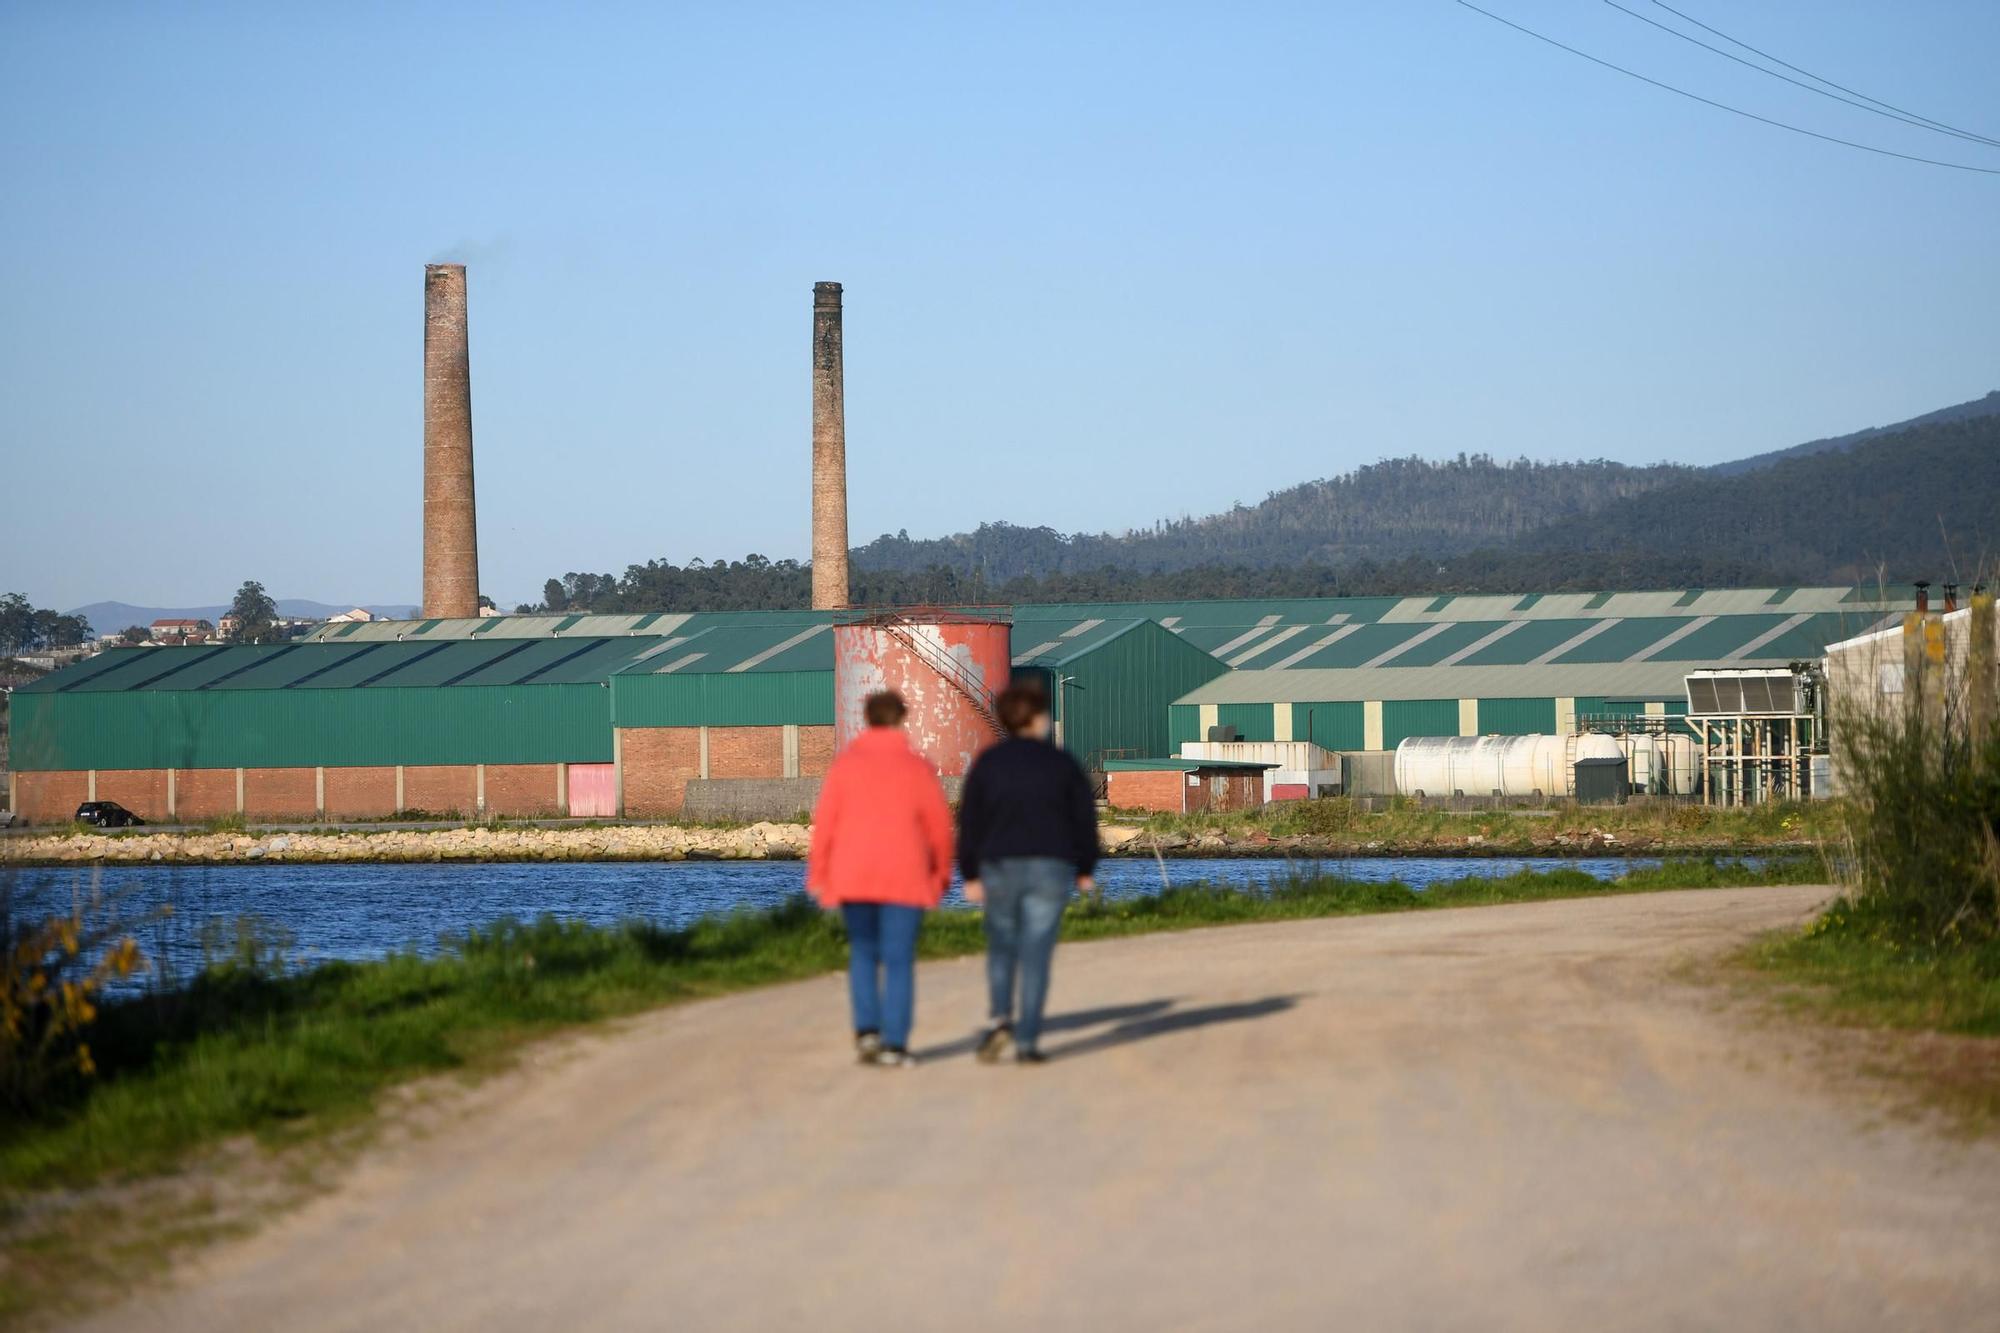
852, 456, 1688, 580
525, 399, 1999, 613
1515, 415, 2000, 583
1710, 388, 2000, 477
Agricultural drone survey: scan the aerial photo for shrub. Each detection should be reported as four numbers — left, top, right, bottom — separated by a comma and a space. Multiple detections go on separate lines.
1, 872, 152, 1112
1833, 690, 2000, 947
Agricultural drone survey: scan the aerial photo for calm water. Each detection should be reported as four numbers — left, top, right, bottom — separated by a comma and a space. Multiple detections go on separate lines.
3, 855, 1713, 983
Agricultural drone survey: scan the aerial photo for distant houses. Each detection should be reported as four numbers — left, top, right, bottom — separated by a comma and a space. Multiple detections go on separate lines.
149, 618, 214, 645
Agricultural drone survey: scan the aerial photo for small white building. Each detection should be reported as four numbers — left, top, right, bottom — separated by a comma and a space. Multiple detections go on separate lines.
1177, 740, 1342, 801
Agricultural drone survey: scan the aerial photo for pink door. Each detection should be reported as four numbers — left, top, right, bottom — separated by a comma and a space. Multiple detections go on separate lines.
567, 763, 617, 818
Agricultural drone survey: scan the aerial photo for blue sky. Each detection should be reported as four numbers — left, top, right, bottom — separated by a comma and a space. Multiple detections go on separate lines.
3, 1, 1995, 610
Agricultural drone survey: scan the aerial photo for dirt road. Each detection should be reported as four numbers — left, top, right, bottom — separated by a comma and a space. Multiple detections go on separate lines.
86, 886, 2000, 1331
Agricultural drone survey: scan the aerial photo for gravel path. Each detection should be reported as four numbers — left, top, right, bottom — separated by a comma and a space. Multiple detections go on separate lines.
83, 885, 2000, 1331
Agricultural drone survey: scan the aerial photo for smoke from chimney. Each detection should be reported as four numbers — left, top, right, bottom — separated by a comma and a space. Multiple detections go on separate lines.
423, 264, 480, 620
811, 281, 850, 611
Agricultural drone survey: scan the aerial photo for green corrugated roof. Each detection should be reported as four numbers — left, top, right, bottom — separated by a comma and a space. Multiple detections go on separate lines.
1173, 661, 1737, 705
40, 586, 1918, 702
614, 623, 835, 676
19, 636, 688, 694
1009, 618, 1155, 667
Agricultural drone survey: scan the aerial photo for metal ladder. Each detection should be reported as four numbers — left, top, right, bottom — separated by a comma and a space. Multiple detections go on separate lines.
875, 617, 1006, 739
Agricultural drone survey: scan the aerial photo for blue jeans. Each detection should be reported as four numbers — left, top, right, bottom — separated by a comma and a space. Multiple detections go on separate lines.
981, 857, 1073, 1051
841, 902, 925, 1050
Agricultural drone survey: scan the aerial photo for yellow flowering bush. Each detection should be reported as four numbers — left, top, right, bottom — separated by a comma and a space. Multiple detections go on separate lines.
2, 889, 149, 1111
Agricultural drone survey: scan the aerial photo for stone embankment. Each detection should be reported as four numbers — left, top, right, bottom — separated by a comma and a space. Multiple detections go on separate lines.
1, 821, 1685, 866
3, 823, 819, 866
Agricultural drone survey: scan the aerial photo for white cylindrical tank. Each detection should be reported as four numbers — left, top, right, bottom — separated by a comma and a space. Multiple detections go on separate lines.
1620, 735, 1664, 794
1393, 734, 1623, 798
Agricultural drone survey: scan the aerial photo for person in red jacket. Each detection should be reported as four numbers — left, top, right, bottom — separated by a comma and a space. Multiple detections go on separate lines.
807, 690, 954, 1067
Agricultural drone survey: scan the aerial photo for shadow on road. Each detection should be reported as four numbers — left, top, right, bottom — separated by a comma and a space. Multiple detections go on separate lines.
914, 999, 1178, 1061
914, 995, 1300, 1063
1045, 995, 1301, 1060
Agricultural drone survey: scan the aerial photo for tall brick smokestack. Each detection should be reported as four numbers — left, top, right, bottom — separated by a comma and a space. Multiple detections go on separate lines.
811, 281, 849, 610
423, 263, 480, 620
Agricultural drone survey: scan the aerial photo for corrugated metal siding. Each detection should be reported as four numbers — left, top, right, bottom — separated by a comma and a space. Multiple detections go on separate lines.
611, 671, 834, 727
1380, 699, 1460, 749
1290, 702, 1365, 751
1216, 702, 1275, 742
11, 684, 611, 769
1476, 698, 1557, 735
1046, 621, 1229, 767
1168, 704, 1202, 751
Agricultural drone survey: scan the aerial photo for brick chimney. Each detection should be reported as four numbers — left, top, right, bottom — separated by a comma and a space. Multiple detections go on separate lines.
423, 264, 480, 620
811, 281, 850, 611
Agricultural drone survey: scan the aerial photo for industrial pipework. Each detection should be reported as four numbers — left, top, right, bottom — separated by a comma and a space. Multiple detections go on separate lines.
422, 263, 480, 620
811, 281, 850, 610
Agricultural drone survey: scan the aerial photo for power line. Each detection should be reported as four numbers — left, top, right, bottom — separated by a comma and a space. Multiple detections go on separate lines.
1606, 0, 2000, 151
1650, 0, 2000, 148
1452, 0, 2000, 176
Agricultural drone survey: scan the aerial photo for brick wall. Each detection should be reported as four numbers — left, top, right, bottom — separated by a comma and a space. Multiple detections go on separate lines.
1105, 768, 1187, 815
484, 763, 560, 817
798, 725, 836, 777
95, 769, 170, 822
709, 726, 786, 779
243, 767, 319, 820
402, 765, 477, 818
176, 769, 238, 820
619, 727, 702, 817
324, 767, 399, 821
15, 771, 89, 823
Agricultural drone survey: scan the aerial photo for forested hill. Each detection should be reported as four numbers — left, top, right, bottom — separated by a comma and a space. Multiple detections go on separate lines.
524, 403, 1999, 614
1709, 389, 2000, 478
851, 456, 1689, 581
1512, 413, 2000, 583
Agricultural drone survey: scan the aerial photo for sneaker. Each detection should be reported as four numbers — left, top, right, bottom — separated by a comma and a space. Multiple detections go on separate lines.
1016, 1048, 1048, 1065
869, 1047, 917, 1068
975, 1023, 1015, 1064
855, 1031, 883, 1063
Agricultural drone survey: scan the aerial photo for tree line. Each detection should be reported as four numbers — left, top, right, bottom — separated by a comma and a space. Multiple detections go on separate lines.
518, 416, 1997, 616
0, 594, 91, 656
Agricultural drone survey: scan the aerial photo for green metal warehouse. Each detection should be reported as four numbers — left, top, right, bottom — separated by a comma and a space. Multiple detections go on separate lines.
7, 586, 1907, 822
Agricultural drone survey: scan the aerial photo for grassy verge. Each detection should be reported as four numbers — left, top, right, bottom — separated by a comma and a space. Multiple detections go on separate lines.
1739, 898, 2000, 1132
1746, 898, 2000, 1037
1118, 796, 1845, 850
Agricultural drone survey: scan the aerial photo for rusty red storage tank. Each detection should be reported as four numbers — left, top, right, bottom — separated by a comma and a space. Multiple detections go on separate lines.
834, 610, 1011, 776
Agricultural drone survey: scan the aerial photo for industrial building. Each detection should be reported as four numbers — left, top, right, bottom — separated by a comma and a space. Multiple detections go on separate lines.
8, 586, 1911, 822
2, 266, 1934, 823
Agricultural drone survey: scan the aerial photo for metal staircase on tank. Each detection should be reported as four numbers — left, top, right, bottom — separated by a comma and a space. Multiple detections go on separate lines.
1563, 732, 1579, 800
874, 616, 1006, 739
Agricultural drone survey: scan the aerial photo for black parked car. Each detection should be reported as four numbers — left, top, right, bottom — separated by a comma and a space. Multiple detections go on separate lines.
75, 801, 145, 828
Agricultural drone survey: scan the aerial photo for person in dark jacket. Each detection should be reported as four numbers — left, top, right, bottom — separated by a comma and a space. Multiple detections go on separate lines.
957, 681, 1100, 1064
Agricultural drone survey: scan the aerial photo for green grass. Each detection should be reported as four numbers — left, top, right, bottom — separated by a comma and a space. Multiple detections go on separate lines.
1747, 897, 2000, 1037
1, 855, 1815, 1198
1119, 796, 1844, 849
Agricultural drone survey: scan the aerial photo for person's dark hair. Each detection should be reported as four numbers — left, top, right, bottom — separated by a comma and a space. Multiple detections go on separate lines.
863, 690, 907, 728
995, 681, 1050, 736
